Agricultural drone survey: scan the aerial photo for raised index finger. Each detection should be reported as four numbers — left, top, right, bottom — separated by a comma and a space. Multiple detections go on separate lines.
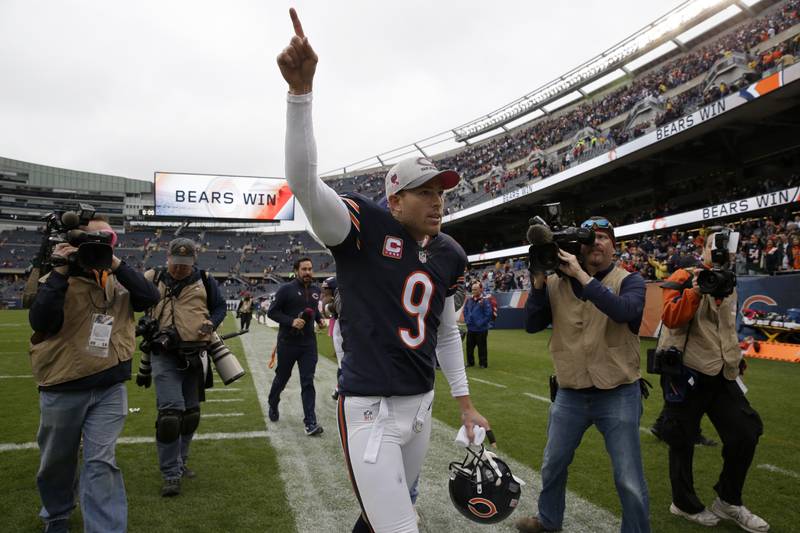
289, 8, 305, 38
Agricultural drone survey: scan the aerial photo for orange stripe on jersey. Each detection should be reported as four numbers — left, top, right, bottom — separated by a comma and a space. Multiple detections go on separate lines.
349, 213, 361, 232
341, 197, 361, 214
337, 396, 374, 532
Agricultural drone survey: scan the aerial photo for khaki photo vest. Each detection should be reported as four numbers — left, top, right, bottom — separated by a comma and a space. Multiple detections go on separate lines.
29, 274, 135, 387
547, 266, 641, 389
146, 270, 211, 343
657, 288, 741, 379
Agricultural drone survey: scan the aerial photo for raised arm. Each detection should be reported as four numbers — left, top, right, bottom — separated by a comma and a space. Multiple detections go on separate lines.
278, 8, 350, 246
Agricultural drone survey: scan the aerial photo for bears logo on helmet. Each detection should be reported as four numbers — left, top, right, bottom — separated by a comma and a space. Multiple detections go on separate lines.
448, 445, 524, 524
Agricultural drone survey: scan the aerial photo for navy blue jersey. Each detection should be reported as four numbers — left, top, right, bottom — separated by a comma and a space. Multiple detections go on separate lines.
331, 193, 467, 396
268, 279, 322, 346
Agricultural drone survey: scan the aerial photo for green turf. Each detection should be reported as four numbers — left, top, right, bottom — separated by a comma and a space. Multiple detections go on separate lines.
4, 307, 799, 532
320, 328, 800, 532
0, 310, 296, 533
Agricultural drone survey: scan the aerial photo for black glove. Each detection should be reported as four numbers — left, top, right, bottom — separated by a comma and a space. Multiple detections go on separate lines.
136, 372, 151, 388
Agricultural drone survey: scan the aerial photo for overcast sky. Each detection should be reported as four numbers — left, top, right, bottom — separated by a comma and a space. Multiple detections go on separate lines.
0, 0, 684, 182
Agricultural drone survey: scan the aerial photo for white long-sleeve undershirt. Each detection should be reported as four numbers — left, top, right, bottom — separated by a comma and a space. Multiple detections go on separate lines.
285, 92, 351, 246
285, 92, 469, 398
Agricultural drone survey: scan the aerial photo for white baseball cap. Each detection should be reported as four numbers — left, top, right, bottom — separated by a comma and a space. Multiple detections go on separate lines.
384, 157, 460, 200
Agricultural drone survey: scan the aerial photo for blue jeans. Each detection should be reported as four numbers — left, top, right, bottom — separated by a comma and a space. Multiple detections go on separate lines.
37, 382, 128, 533
537, 382, 650, 533
152, 353, 201, 480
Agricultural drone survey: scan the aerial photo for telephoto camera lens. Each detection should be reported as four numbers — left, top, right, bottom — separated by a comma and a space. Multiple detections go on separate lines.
207, 333, 245, 385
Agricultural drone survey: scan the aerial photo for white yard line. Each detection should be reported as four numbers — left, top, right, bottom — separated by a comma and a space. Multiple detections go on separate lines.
201, 412, 244, 418
469, 377, 507, 388
757, 463, 800, 479
206, 387, 241, 392
205, 398, 244, 403
0, 375, 33, 379
240, 328, 620, 533
523, 391, 551, 403
0, 430, 268, 453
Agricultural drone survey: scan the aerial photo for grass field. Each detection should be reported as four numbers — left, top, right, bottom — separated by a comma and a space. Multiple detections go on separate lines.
1, 308, 799, 532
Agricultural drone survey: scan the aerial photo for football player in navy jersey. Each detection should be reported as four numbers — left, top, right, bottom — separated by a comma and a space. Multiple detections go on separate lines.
278, 9, 491, 532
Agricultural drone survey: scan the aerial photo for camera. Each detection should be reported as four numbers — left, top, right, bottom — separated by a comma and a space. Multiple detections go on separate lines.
207, 332, 246, 385
696, 227, 737, 298
646, 346, 683, 376
136, 315, 179, 355
37, 203, 113, 272
527, 203, 595, 272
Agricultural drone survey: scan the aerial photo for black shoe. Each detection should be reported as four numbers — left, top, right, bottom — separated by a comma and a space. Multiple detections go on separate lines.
161, 478, 181, 497
182, 466, 196, 479
480, 364, 487, 368
268, 404, 279, 422
466, 363, 475, 367
331, 389, 339, 401
305, 423, 323, 436
695, 434, 718, 447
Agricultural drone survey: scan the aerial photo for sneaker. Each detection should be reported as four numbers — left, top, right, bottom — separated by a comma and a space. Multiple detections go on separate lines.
181, 466, 196, 479
694, 433, 718, 447
160, 478, 181, 497
268, 404, 279, 422
305, 423, 323, 436
711, 497, 769, 532
669, 503, 720, 526
514, 515, 561, 532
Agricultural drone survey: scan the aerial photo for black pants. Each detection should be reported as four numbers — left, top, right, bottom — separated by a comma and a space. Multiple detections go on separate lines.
659, 371, 763, 514
268, 343, 318, 427
239, 313, 252, 331
465, 331, 488, 367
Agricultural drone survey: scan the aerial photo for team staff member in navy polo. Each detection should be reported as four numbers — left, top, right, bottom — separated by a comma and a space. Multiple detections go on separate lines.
267, 256, 324, 436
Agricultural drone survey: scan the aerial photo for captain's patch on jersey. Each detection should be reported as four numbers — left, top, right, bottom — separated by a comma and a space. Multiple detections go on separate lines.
382, 236, 403, 259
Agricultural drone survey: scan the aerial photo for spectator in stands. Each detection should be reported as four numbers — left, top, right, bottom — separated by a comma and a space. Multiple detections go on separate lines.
464, 282, 493, 368
656, 233, 769, 532
742, 234, 765, 274
764, 236, 783, 274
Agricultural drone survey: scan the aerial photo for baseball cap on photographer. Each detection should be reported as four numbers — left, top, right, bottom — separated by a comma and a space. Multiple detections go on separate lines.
168, 238, 197, 265
385, 157, 460, 200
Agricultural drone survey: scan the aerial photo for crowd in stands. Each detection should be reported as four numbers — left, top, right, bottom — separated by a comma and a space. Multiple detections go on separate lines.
325, 0, 800, 213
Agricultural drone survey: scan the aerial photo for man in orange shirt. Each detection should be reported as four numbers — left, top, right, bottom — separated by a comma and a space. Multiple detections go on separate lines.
655, 232, 768, 532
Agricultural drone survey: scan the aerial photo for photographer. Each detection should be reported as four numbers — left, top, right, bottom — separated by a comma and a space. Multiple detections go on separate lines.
28, 216, 159, 533
656, 233, 768, 532
266, 257, 324, 436
516, 217, 649, 533
138, 238, 226, 497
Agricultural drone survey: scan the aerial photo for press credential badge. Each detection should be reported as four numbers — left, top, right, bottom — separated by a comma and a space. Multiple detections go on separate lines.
88, 313, 114, 357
